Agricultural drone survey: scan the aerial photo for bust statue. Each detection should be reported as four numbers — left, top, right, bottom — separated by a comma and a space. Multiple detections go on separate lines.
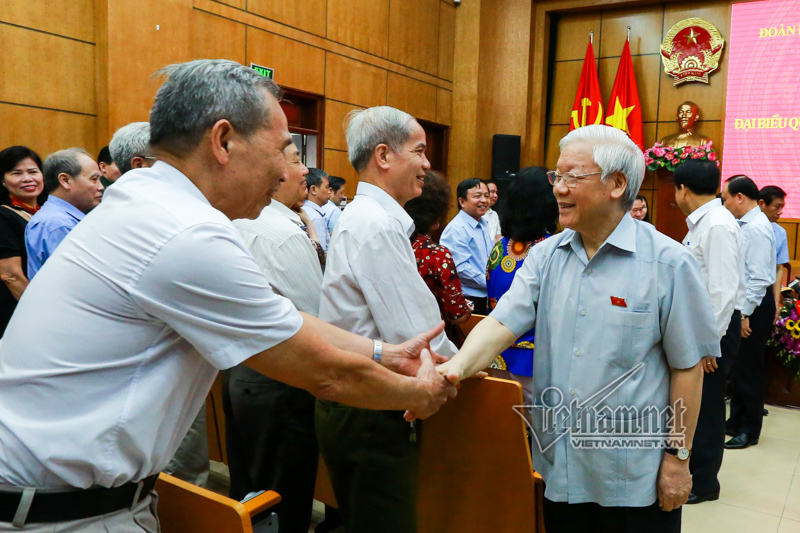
658, 101, 713, 148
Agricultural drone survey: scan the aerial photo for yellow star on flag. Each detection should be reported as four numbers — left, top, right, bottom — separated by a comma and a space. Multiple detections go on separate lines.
604, 98, 635, 134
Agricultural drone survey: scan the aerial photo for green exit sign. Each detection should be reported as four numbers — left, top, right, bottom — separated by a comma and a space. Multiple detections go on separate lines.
250, 62, 274, 79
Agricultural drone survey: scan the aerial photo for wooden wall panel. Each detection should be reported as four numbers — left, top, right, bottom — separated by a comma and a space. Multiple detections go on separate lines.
323, 149, 359, 198
0, 25, 96, 115
436, 89, 452, 126
783, 222, 797, 262
545, 125, 569, 170
0, 0, 95, 43
325, 54, 387, 108
191, 11, 246, 64
388, 0, 441, 76
438, 2, 456, 81
598, 55, 661, 122
554, 12, 600, 61
598, 6, 664, 57
387, 74, 437, 123
550, 61, 585, 125
247, 28, 326, 95
0, 104, 97, 157
324, 100, 362, 152
247, 0, 326, 37
215, 0, 245, 8
326, 0, 390, 58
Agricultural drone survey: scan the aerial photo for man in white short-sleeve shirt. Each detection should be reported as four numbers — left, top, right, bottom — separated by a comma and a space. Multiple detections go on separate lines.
0, 60, 456, 532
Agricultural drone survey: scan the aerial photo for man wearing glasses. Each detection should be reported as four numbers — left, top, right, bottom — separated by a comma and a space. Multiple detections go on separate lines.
109, 122, 157, 178
438, 125, 718, 532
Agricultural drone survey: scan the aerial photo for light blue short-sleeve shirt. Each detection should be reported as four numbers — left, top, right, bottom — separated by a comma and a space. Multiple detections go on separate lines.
773, 222, 790, 265
491, 214, 719, 507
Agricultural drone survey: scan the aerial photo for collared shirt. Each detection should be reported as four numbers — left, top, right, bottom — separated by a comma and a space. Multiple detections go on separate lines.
773, 222, 790, 265
683, 198, 745, 339
0, 161, 303, 489
24, 195, 85, 279
319, 182, 456, 356
321, 200, 342, 235
484, 207, 501, 240
302, 200, 330, 253
440, 210, 494, 298
491, 214, 719, 507
738, 206, 776, 316
234, 200, 323, 315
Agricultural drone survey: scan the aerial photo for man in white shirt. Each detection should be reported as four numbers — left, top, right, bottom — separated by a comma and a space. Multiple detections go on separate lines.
758, 185, 790, 323
0, 60, 456, 532
228, 142, 321, 533
484, 179, 502, 241
301, 168, 331, 252
721, 175, 777, 450
318, 106, 457, 533
673, 160, 744, 503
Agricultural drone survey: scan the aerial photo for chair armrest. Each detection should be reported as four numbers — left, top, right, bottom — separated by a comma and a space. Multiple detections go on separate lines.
242, 490, 282, 517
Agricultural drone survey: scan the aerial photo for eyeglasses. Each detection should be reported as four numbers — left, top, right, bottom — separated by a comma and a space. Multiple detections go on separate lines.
547, 170, 603, 188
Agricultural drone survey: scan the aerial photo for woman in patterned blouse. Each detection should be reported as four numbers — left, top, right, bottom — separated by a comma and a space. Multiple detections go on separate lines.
404, 170, 472, 326
486, 166, 558, 404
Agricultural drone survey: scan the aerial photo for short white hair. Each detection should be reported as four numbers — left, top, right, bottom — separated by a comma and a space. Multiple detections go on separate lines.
109, 122, 154, 175
559, 125, 645, 210
346, 106, 416, 172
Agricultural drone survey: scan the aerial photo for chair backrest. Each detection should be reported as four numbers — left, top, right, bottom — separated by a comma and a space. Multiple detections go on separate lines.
458, 313, 486, 338
155, 473, 280, 533
314, 377, 540, 532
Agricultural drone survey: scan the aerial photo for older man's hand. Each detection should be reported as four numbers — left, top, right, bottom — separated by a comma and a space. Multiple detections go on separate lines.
383, 322, 450, 377
404, 349, 458, 422
657, 453, 692, 512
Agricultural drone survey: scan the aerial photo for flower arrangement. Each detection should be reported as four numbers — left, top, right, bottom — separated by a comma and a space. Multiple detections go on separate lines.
643, 141, 718, 172
767, 298, 800, 381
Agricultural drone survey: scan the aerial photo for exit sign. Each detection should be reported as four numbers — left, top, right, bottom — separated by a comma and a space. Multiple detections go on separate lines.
250, 62, 274, 79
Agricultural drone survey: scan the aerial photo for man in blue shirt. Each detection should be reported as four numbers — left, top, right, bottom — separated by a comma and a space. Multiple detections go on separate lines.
440, 178, 493, 314
438, 125, 718, 532
758, 185, 790, 323
322, 175, 346, 235
302, 168, 331, 253
25, 148, 104, 278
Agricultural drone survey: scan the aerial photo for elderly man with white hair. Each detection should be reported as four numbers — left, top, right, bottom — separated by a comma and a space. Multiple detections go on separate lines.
439, 125, 719, 532
108, 121, 156, 177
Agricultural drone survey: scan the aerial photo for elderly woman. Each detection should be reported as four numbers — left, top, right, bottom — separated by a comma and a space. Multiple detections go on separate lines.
486, 166, 558, 404
0, 146, 45, 336
404, 170, 472, 327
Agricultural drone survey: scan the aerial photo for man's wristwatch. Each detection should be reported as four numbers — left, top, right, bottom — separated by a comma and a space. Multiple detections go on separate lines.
372, 339, 383, 364
664, 446, 692, 461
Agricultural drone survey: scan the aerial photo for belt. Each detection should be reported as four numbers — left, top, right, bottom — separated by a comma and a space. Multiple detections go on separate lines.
0, 474, 158, 524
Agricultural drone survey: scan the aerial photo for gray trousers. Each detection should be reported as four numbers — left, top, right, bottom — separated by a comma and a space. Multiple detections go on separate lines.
0, 493, 159, 532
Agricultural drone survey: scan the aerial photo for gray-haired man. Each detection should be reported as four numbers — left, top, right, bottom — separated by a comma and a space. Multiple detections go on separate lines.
439, 125, 719, 532
0, 60, 455, 531
317, 106, 457, 533
108, 121, 156, 177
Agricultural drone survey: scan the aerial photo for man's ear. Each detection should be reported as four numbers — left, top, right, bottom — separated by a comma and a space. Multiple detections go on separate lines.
375, 144, 391, 170
209, 119, 235, 165
131, 156, 146, 169
758, 199, 767, 209
58, 172, 72, 190
608, 172, 629, 202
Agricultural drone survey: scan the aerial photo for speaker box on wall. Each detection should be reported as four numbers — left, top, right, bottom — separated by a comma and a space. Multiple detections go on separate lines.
491, 134, 521, 180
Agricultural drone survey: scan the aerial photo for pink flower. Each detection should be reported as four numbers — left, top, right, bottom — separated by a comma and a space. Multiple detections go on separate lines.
666, 153, 675, 160
654, 148, 666, 157
680, 153, 688, 159
708, 153, 717, 161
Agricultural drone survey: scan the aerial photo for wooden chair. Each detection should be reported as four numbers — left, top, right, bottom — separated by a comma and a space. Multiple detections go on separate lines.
458, 312, 486, 339
156, 472, 281, 533
314, 377, 545, 532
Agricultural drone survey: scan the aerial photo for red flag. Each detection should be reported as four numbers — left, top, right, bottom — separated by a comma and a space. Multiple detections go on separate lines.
605, 39, 644, 149
570, 41, 604, 130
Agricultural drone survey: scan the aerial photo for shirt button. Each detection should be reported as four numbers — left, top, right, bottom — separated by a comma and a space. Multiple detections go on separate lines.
580, 310, 587, 316
570, 389, 576, 395
585, 269, 593, 275
575, 350, 581, 356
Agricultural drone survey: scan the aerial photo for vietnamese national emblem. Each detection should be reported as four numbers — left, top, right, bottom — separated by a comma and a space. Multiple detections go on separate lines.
660, 18, 725, 86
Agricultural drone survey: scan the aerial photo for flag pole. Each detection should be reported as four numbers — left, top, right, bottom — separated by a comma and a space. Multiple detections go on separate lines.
627, 26, 631, 42
590, 30, 594, 44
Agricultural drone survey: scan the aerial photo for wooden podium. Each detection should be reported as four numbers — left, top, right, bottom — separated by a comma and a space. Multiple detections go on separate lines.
654, 168, 689, 243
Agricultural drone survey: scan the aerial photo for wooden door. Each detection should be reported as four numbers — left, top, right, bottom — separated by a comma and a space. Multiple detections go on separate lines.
655, 169, 688, 243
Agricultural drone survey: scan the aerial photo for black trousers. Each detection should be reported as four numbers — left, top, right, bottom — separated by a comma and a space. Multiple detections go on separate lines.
222, 366, 319, 533
689, 311, 741, 496
543, 498, 681, 533
727, 289, 776, 439
315, 400, 419, 533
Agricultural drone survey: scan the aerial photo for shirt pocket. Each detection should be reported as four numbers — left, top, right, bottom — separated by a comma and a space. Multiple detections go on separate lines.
599, 310, 658, 369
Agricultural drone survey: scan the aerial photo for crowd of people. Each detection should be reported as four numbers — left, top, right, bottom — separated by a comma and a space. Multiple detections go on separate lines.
0, 58, 789, 533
